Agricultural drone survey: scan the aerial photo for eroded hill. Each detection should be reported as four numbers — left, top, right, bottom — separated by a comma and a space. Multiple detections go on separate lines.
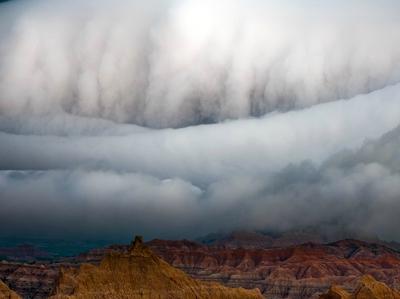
49, 236, 263, 299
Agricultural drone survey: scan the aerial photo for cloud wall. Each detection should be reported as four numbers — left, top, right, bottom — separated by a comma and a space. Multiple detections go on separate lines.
1, 124, 400, 240
1, 0, 400, 127
1, 82, 400, 240
0, 0, 400, 241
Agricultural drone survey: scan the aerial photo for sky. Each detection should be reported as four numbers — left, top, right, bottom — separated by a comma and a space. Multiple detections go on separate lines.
0, 0, 400, 242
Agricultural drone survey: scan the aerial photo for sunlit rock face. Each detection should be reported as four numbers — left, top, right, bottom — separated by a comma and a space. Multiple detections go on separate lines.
50, 236, 263, 299
0, 279, 21, 299
2, 237, 400, 299
320, 275, 400, 299
148, 239, 400, 299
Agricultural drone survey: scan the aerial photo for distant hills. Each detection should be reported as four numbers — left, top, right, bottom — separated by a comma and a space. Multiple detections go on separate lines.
197, 229, 400, 251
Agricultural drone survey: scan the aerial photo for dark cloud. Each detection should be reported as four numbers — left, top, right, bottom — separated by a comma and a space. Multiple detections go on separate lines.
0, 0, 400, 241
0, 88, 400, 240
1, 125, 400, 240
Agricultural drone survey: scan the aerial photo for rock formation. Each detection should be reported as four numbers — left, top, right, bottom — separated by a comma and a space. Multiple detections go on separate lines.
0, 279, 21, 299
148, 239, 400, 298
319, 275, 400, 299
2, 238, 400, 299
319, 286, 351, 299
0, 262, 61, 299
50, 236, 263, 299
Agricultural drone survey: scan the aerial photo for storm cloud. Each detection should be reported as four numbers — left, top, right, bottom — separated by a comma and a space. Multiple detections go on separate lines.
0, 0, 400, 241
1, 0, 400, 127
1, 83, 400, 240
1, 122, 400, 240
